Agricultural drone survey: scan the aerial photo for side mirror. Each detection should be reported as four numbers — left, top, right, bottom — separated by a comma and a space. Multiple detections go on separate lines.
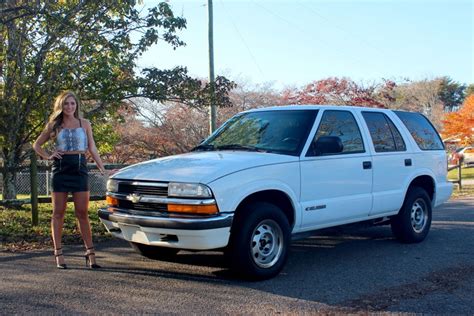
313, 136, 343, 156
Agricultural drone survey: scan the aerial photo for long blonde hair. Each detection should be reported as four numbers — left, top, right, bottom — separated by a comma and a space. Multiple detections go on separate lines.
48, 91, 82, 140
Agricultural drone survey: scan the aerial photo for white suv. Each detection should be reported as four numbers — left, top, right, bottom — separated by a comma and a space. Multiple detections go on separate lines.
99, 105, 453, 280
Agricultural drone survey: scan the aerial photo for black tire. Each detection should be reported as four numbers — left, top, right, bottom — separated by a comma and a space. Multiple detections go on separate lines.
391, 187, 432, 243
129, 242, 180, 260
228, 202, 290, 280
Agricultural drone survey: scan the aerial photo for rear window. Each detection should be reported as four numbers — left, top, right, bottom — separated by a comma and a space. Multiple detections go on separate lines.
394, 111, 444, 150
362, 112, 406, 152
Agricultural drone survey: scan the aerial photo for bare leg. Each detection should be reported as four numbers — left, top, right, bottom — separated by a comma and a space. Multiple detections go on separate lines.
51, 192, 68, 266
73, 191, 98, 266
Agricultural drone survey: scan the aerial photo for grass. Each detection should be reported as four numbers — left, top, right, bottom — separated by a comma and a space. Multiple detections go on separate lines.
450, 184, 474, 199
0, 200, 110, 251
448, 166, 474, 180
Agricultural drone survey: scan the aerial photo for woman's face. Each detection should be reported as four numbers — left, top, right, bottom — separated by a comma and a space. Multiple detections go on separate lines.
62, 96, 77, 117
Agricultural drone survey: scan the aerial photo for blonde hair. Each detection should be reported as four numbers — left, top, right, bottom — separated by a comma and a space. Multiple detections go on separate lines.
48, 91, 82, 139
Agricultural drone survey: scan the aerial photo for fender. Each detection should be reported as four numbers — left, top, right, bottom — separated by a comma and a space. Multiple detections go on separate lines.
208, 164, 302, 228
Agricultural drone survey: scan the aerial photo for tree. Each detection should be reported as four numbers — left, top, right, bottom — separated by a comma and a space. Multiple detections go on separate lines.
0, 1, 234, 199
107, 80, 285, 161
282, 77, 386, 108
465, 84, 474, 97
438, 76, 466, 112
442, 94, 474, 146
387, 79, 445, 129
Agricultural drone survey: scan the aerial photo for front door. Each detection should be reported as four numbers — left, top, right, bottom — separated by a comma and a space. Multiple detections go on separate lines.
300, 110, 373, 230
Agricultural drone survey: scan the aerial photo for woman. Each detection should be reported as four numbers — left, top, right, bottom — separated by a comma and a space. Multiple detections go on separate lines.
33, 91, 106, 269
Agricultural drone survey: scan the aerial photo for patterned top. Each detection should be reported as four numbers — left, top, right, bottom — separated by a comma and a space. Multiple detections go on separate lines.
56, 127, 88, 151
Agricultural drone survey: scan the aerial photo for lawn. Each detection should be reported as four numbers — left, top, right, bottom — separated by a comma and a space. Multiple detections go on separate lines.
448, 166, 474, 180
0, 200, 110, 251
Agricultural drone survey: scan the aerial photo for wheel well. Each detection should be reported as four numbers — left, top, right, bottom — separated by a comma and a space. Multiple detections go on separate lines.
233, 190, 295, 228
408, 175, 435, 201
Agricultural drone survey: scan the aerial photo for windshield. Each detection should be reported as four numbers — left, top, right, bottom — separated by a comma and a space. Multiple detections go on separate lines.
196, 110, 318, 156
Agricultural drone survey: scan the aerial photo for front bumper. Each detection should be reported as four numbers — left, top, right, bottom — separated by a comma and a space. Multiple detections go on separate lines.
98, 208, 233, 250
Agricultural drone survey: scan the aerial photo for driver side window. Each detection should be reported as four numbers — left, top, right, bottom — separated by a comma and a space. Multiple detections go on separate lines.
307, 110, 365, 156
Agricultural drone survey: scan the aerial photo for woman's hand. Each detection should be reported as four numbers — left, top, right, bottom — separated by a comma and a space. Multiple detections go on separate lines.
48, 151, 63, 160
101, 169, 119, 177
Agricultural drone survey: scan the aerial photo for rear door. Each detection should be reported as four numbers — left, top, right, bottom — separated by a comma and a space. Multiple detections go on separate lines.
299, 109, 373, 229
361, 111, 412, 216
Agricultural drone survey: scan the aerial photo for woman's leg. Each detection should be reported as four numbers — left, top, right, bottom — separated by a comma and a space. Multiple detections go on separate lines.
51, 192, 68, 265
73, 191, 98, 265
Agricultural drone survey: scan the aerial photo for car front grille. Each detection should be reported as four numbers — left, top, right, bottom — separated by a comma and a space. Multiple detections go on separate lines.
114, 181, 169, 213
118, 199, 167, 212
118, 182, 168, 196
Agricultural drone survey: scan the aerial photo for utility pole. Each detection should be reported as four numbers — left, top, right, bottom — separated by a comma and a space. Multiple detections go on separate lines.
208, 0, 216, 134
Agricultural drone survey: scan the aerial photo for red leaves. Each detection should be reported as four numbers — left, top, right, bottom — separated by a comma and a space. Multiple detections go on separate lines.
283, 77, 386, 108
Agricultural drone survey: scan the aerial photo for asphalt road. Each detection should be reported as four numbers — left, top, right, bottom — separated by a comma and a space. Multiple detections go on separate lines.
1, 198, 473, 314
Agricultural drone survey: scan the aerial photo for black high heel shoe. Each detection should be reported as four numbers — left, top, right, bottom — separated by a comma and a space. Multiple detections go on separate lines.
54, 248, 67, 269
85, 247, 101, 269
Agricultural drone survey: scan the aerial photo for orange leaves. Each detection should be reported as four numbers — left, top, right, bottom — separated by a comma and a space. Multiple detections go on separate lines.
442, 95, 474, 145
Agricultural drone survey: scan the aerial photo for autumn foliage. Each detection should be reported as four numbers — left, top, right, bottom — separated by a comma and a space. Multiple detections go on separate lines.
282, 77, 388, 108
442, 94, 474, 145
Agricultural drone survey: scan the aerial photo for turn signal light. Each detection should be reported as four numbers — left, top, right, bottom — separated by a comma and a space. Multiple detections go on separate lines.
167, 204, 218, 214
106, 196, 118, 207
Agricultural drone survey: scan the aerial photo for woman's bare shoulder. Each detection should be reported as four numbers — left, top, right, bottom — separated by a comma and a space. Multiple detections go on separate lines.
80, 118, 92, 127
44, 121, 54, 131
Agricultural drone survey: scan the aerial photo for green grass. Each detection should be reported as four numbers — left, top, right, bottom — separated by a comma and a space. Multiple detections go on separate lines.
0, 200, 110, 251
0, 194, 34, 200
448, 166, 474, 180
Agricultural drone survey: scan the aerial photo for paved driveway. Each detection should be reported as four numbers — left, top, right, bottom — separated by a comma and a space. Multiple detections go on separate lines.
1, 198, 473, 314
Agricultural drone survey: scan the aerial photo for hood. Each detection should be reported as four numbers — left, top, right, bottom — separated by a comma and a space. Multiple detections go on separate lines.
111, 151, 298, 184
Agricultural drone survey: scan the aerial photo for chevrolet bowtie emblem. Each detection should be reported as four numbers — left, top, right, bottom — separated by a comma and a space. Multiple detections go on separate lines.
127, 193, 141, 203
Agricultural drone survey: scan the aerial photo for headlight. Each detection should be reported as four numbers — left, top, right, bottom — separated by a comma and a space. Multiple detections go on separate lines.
106, 179, 119, 192
168, 182, 212, 198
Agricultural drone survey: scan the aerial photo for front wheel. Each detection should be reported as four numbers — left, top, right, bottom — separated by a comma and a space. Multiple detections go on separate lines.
130, 242, 180, 260
391, 187, 432, 243
228, 202, 290, 280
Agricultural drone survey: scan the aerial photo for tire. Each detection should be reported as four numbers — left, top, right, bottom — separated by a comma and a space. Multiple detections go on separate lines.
228, 202, 290, 280
391, 187, 432, 243
129, 242, 180, 260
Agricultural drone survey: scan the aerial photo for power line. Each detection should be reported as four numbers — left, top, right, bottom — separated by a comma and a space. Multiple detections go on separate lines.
218, 0, 265, 78
295, 0, 390, 59
250, 0, 375, 71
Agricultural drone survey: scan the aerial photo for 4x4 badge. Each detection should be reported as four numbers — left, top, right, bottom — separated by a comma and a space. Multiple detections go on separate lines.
127, 193, 141, 203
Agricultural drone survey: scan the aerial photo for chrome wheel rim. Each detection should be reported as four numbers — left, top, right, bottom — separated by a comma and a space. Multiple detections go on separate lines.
250, 219, 284, 268
411, 198, 428, 233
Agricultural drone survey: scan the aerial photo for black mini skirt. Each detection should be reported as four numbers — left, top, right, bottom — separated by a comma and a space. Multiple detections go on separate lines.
51, 154, 89, 192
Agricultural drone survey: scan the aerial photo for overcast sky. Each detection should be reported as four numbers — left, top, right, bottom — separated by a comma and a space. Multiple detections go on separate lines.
137, 0, 474, 88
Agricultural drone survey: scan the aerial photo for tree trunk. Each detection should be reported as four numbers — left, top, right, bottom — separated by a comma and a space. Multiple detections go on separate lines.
1, 165, 17, 200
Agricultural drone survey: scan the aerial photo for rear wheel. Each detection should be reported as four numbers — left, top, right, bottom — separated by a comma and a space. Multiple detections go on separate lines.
391, 187, 432, 243
228, 202, 290, 280
130, 242, 180, 260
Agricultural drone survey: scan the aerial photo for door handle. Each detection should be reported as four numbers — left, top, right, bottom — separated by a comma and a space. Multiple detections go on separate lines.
405, 159, 412, 166
363, 161, 372, 169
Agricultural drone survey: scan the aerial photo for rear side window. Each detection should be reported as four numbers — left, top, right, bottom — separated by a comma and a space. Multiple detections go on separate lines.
307, 110, 365, 156
394, 111, 444, 150
362, 112, 406, 152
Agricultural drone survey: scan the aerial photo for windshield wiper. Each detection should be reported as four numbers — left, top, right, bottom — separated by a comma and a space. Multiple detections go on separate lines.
215, 144, 266, 152
191, 144, 215, 151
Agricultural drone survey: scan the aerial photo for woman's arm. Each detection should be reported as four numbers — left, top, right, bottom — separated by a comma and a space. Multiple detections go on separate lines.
33, 123, 62, 160
83, 119, 106, 175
